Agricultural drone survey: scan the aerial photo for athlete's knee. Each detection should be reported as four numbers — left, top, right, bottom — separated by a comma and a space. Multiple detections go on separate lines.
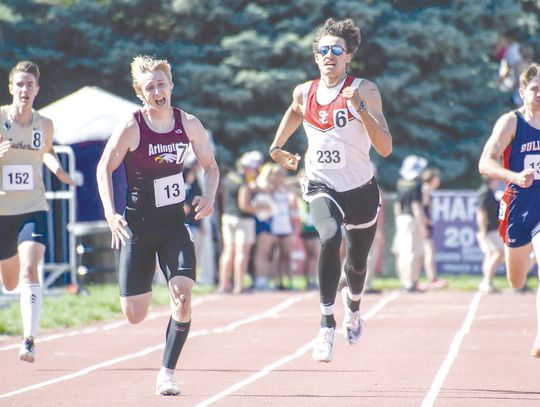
171, 290, 192, 322
507, 271, 527, 289
19, 263, 40, 283
122, 303, 148, 324
316, 218, 341, 250
2, 277, 19, 291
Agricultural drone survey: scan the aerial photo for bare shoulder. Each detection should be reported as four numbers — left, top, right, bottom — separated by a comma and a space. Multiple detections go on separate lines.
292, 81, 310, 107
112, 114, 140, 150
40, 115, 53, 131
357, 78, 380, 95
495, 110, 518, 128
181, 110, 205, 140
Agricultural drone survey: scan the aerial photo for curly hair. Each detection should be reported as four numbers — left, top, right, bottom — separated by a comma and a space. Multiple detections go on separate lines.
312, 18, 361, 57
519, 63, 540, 89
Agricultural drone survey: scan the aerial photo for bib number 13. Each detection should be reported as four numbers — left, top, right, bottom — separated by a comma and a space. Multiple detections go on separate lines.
154, 173, 186, 207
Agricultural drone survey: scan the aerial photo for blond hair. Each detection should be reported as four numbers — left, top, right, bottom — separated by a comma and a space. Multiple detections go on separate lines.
256, 162, 285, 189
130, 55, 172, 99
519, 63, 540, 89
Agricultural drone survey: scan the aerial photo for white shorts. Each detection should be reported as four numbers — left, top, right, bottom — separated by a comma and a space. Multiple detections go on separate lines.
476, 230, 504, 255
221, 214, 256, 246
392, 214, 424, 256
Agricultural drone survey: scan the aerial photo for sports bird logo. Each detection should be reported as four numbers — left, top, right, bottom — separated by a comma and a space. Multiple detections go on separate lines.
155, 153, 177, 164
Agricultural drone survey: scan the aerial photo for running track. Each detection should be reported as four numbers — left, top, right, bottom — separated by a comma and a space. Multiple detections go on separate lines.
0, 290, 539, 406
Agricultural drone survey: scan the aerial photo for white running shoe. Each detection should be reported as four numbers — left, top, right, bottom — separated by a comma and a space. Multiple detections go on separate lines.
19, 337, 35, 363
155, 373, 181, 396
312, 327, 335, 363
341, 287, 365, 345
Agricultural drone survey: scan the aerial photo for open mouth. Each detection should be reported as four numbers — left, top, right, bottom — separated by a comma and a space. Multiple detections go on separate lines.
156, 97, 166, 107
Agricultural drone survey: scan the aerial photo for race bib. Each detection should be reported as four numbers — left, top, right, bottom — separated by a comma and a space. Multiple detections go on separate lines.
498, 199, 507, 221
2, 165, 34, 191
524, 154, 540, 180
154, 173, 185, 208
310, 141, 346, 170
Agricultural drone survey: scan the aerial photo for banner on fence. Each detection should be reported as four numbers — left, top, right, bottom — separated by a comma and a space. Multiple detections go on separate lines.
431, 190, 484, 274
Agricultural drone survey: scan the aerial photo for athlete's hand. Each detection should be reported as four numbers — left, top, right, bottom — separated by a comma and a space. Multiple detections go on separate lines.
513, 169, 535, 188
0, 138, 11, 158
341, 86, 363, 111
55, 169, 77, 187
105, 212, 131, 249
270, 149, 301, 171
192, 195, 214, 220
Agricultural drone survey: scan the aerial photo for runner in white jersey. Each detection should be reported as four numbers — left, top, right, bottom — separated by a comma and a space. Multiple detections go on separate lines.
0, 61, 75, 363
269, 18, 393, 363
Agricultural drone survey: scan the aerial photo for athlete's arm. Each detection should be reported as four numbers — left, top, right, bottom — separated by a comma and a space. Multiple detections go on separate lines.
97, 117, 138, 248
479, 112, 535, 188
41, 118, 76, 186
269, 84, 304, 171
184, 112, 219, 220
0, 133, 10, 158
343, 80, 392, 157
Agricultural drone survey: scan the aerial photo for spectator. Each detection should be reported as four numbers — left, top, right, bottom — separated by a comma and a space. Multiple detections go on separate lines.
217, 151, 263, 294
498, 27, 523, 107
421, 168, 448, 289
392, 155, 428, 292
298, 194, 320, 290
183, 156, 205, 281
475, 177, 504, 293
252, 162, 296, 290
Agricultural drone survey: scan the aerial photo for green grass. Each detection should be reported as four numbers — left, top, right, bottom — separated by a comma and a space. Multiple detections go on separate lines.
0, 283, 213, 336
0, 275, 536, 336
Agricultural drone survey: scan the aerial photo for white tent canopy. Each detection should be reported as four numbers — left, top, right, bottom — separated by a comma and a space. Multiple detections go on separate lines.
39, 86, 140, 145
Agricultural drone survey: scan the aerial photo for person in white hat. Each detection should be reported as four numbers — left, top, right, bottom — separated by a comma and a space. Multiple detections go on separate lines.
392, 155, 429, 292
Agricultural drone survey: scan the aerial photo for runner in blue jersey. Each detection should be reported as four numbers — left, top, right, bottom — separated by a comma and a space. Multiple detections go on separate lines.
479, 62, 540, 357
96, 55, 219, 395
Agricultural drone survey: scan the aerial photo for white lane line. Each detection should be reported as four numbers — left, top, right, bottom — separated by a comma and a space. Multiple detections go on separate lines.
195, 291, 401, 407
0, 296, 211, 351
0, 294, 310, 400
421, 292, 483, 407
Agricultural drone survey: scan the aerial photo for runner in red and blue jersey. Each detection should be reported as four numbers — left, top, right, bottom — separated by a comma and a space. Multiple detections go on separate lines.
96, 55, 219, 396
479, 62, 540, 357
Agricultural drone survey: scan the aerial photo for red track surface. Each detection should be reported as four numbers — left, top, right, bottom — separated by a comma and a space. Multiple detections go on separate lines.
0, 290, 539, 407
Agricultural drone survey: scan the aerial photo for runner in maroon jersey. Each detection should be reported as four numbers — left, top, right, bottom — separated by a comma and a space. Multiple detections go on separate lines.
96, 55, 219, 395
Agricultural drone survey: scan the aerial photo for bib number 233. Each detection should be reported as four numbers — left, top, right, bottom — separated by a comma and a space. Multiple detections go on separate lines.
312, 142, 346, 170
154, 173, 186, 207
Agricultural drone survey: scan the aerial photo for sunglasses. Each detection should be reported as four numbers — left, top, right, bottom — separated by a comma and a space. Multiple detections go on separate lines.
317, 45, 347, 56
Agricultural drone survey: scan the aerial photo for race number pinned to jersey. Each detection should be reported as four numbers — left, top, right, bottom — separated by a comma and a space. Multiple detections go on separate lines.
310, 141, 346, 170
524, 154, 540, 180
2, 165, 34, 190
154, 173, 186, 207
176, 143, 189, 164
498, 199, 507, 221
32, 130, 43, 149
333, 108, 349, 129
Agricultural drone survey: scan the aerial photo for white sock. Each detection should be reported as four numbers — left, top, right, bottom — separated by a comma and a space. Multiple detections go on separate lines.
319, 303, 334, 316
346, 287, 362, 302
20, 283, 42, 338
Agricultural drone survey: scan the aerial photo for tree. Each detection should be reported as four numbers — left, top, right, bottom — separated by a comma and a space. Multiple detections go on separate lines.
0, 0, 538, 189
